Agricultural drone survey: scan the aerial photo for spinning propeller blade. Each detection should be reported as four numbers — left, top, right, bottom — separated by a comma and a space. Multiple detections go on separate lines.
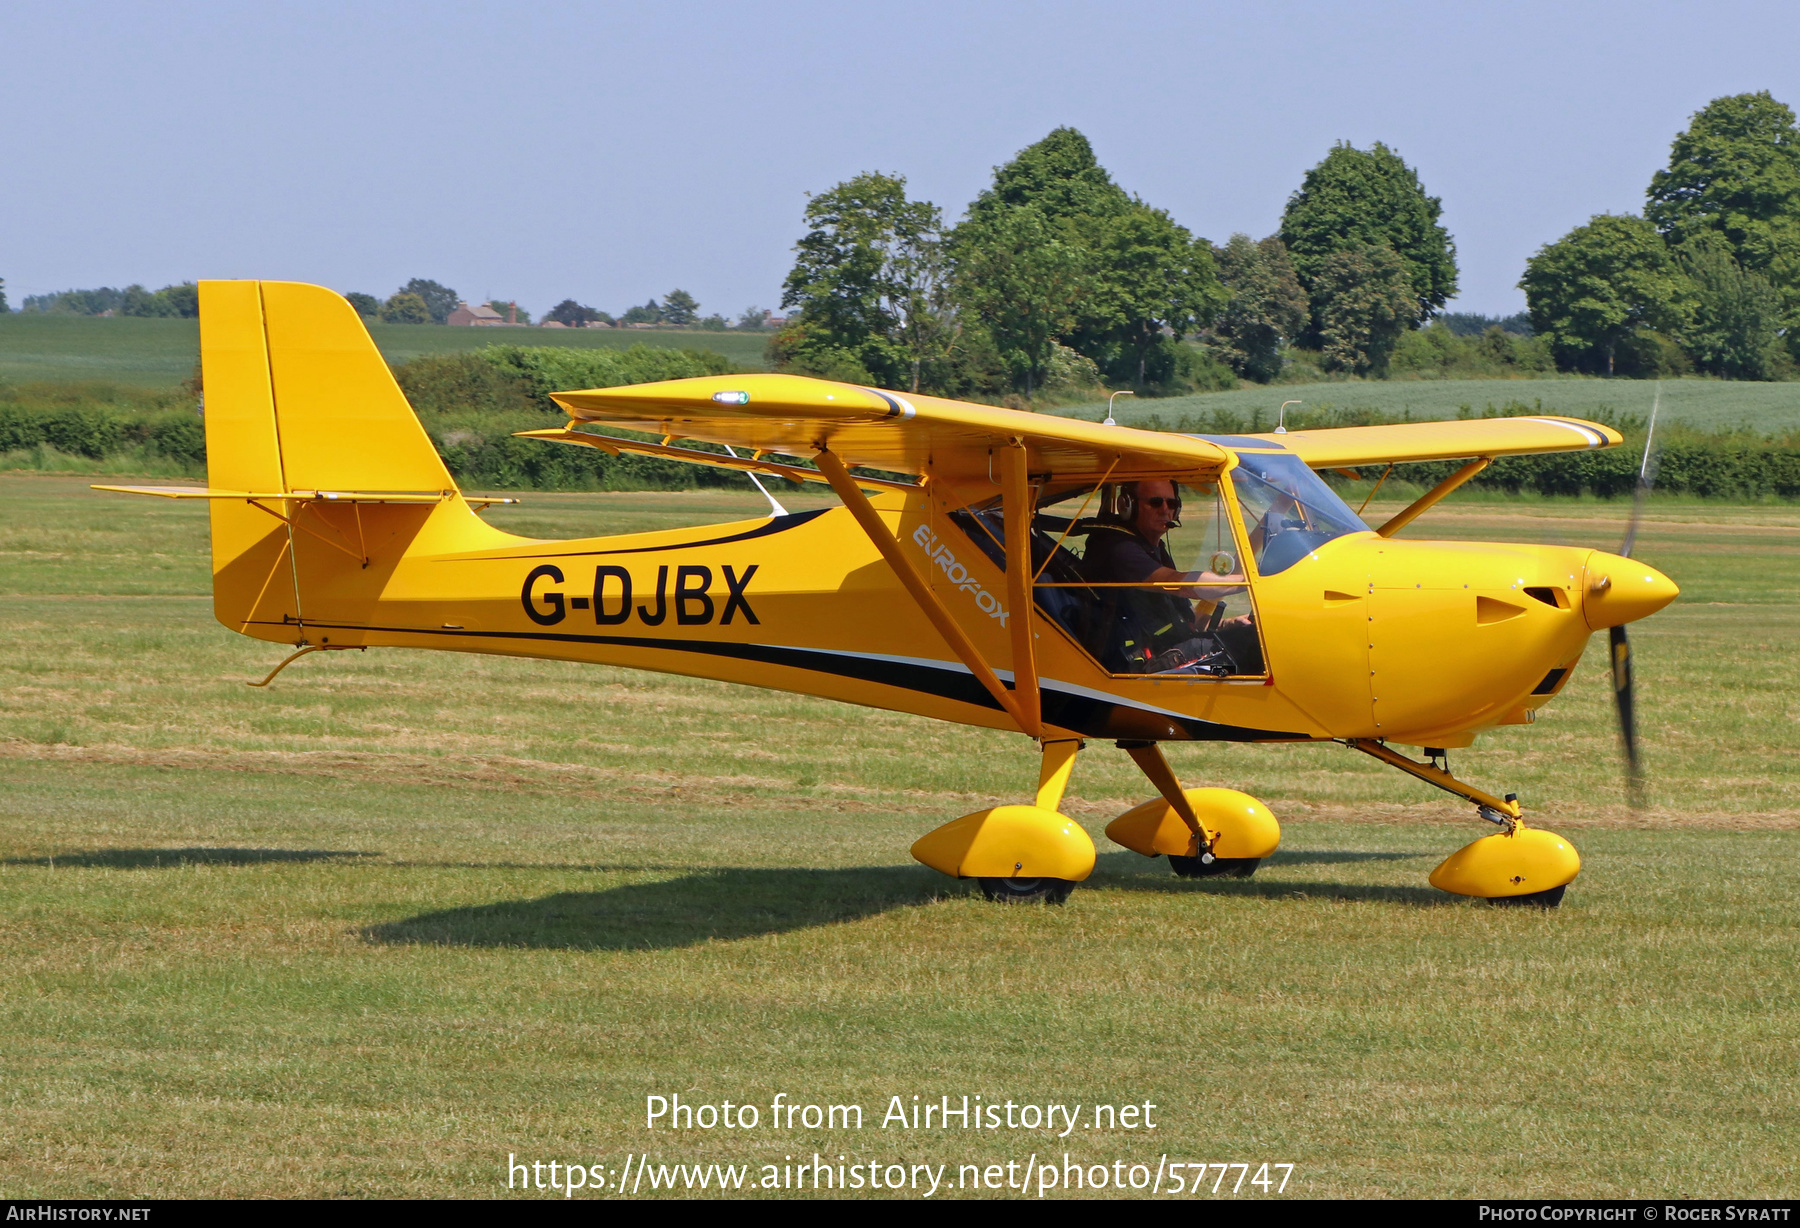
1611, 384, 1661, 808
1610, 624, 1643, 804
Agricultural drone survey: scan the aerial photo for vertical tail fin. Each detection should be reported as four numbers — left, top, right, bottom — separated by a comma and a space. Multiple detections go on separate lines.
255, 281, 455, 494
200, 280, 461, 640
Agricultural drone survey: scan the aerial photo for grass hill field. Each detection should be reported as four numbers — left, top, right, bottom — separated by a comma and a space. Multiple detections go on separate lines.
0, 314, 772, 387
1057, 377, 1800, 435
1, 478, 1795, 1197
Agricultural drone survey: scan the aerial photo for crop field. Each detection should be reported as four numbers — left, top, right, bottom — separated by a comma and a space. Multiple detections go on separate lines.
0, 315, 769, 387
1059, 377, 1800, 435
1, 476, 1797, 1198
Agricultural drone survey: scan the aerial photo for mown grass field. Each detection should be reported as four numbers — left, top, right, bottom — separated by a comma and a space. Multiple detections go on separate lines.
1, 476, 1796, 1199
0, 314, 770, 387
1059, 377, 1800, 435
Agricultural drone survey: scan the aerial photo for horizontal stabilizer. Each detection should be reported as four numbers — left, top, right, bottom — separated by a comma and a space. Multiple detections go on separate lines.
92, 485, 482, 505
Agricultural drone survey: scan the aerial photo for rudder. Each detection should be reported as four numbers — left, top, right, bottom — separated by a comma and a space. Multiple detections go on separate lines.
199, 280, 464, 642
201, 280, 297, 635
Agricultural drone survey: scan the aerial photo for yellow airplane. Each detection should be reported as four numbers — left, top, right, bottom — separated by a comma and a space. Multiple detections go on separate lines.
100, 282, 1678, 906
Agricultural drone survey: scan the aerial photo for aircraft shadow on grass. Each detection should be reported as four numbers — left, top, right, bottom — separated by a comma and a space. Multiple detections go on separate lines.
3, 847, 378, 869
367, 852, 1447, 952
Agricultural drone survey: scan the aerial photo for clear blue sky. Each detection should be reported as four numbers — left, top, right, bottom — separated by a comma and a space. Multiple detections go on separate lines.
3, 1, 1796, 318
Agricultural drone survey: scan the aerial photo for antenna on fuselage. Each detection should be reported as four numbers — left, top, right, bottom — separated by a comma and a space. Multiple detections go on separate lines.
1275, 401, 1302, 434
1104, 390, 1135, 427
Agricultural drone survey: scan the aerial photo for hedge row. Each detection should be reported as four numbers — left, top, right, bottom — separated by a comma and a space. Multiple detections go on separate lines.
1372, 433, 1800, 499
6, 350, 1797, 497
0, 405, 205, 463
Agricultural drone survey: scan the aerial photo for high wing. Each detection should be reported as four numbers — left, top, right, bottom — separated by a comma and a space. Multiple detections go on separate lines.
1223, 416, 1623, 468
535, 374, 1619, 481
535, 373, 1230, 482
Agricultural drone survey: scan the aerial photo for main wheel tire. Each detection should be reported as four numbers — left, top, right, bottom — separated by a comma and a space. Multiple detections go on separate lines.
1489, 884, 1566, 908
977, 876, 1075, 904
1169, 855, 1262, 879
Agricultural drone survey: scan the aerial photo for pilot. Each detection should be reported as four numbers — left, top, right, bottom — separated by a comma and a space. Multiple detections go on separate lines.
1082, 478, 1260, 674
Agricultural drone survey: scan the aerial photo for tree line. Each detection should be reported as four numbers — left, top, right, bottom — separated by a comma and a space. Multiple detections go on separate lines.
777, 99, 1800, 400
1522, 91, 1800, 381
20, 283, 201, 318
538, 292, 773, 332
769, 127, 1461, 401
15, 273, 774, 335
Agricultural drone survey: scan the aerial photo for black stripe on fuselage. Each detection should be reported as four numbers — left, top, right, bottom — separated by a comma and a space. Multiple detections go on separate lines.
279, 619, 1303, 743
521, 507, 831, 559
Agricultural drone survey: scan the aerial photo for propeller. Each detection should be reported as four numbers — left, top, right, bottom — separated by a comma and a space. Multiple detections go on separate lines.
1611, 384, 1662, 807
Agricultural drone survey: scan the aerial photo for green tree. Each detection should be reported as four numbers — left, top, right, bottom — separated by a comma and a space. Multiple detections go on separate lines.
779, 171, 949, 391
1676, 234, 1785, 380
1313, 242, 1417, 375
620, 300, 661, 325
399, 278, 459, 324
1082, 204, 1226, 388
344, 292, 381, 317
1280, 142, 1459, 334
120, 285, 173, 317
1210, 234, 1309, 383
546, 299, 601, 327
1519, 213, 1693, 375
736, 306, 768, 331
0, 279, 7, 313
957, 128, 1127, 386
157, 283, 199, 317
661, 289, 700, 326
952, 204, 1088, 396
380, 291, 432, 325
1648, 93, 1800, 288
955, 127, 1229, 394
962, 126, 1129, 230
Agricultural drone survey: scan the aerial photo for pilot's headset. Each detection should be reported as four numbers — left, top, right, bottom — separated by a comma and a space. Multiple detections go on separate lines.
1112, 481, 1181, 529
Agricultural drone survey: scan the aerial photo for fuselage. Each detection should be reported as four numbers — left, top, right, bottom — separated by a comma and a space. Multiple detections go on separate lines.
232, 481, 1674, 752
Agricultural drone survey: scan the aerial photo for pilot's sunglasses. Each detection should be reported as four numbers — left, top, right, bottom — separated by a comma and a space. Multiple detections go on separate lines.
1143, 496, 1182, 509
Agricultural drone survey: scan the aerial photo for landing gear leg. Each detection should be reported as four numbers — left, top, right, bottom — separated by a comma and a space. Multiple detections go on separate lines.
1346, 740, 1580, 906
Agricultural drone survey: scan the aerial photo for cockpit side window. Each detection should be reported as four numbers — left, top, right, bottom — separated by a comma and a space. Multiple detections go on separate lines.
946, 477, 1267, 678
1227, 452, 1368, 576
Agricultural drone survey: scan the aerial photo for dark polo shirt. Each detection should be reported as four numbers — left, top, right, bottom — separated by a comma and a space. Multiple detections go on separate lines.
1082, 524, 1174, 584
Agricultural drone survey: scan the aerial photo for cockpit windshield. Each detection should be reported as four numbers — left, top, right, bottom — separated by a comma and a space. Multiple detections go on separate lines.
1227, 452, 1369, 576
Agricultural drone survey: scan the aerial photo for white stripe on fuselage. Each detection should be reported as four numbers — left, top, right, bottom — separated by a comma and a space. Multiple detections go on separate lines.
751, 644, 1245, 726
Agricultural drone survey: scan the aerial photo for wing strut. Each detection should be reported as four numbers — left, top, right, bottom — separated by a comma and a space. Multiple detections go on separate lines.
813, 448, 1039, 737
1375, 458, 1491, 537
998, 442, 1041, 734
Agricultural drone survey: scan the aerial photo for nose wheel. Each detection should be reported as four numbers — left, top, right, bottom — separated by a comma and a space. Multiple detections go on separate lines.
1169, 855, 1262, 879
